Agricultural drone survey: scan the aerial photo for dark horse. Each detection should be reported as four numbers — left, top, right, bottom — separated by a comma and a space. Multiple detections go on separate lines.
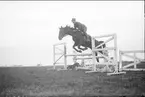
58, 25, 107, 62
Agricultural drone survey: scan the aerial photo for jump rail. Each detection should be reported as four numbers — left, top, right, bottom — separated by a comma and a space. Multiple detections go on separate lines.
119, 50, 145, 71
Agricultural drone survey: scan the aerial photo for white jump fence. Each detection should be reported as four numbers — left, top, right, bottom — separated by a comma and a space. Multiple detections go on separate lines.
53, 34, 125, 75
53, 34, 144, 75
53, 42, 67, 70
84, 34, 125, 75
119, 50, 145, 71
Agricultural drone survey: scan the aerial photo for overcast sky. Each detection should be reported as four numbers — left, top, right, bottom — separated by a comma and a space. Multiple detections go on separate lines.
0, 1, 144, 66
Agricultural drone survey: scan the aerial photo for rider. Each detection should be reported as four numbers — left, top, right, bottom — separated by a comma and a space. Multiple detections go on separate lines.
71, 18, 89, 41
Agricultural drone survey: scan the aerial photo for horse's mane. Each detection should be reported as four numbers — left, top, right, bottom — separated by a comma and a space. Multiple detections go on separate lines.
65, 25, 74, 30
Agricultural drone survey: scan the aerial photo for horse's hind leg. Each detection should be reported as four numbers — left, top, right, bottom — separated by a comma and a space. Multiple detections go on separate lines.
95, 53, 99, 62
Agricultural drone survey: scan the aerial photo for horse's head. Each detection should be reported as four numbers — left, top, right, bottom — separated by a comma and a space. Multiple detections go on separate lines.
58, 25, 73, 40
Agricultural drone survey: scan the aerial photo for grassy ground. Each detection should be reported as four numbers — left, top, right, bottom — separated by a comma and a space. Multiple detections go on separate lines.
0, 62, 145, 97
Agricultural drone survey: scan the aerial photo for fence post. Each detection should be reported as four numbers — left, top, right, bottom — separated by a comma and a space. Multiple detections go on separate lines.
119, 51, 122, 71
114, 34, 118, 72
64, 43, 67, 69
53, 45, 55, 69
134, 52, 137, 69
92, 37, 96, 71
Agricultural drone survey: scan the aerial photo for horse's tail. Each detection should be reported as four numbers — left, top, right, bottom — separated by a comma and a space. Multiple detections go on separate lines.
99, 41, 106, 48
102, 42, 106, 48
102, 41, 109, 56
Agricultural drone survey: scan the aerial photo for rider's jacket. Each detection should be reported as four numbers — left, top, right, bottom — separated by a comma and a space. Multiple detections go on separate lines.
73, 22, 87, 33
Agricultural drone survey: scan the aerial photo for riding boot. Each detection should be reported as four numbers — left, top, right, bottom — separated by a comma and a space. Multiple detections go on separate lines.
85, 36, 88, 41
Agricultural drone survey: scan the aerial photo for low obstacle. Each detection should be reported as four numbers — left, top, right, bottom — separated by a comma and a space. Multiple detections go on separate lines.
72, 51, 94, 70
119, 50, 145, 71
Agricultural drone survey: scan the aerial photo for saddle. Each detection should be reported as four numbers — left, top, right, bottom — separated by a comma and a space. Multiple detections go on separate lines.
73, 29, 89, 42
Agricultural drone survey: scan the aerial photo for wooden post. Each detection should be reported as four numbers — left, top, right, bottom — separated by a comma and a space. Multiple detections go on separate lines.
92, 37, 96, 71
64, 43, 67, 70
53, 45, 55, 69
114, 34, 118, 72
134, 52, 137, 69
73, 50, 77, 63
119, 51, 122, 71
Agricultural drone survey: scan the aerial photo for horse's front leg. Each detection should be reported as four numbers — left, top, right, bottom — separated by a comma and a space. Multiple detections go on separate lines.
73, 44, 82, 53
78, 45, 88, 51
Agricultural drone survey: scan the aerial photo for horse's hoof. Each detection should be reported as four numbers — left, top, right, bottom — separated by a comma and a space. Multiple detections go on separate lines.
79, 51, 82, 53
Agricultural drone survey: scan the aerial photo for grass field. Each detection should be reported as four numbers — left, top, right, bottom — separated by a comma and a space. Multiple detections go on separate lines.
0, 62, 145, 97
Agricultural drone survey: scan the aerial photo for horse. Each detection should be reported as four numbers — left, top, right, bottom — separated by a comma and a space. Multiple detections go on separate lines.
58, 25, 107, 62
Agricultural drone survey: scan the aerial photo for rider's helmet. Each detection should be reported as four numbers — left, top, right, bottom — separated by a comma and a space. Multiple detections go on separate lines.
71, 18, 76, 22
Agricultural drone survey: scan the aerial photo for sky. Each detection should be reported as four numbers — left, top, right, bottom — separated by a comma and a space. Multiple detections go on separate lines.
0, 1, 144, 66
